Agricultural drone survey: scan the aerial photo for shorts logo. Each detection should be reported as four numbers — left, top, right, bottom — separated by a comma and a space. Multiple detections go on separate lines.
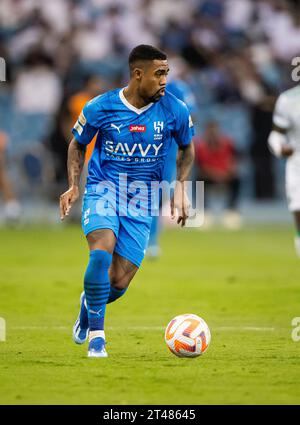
129, 125, 146, 132
83, 208, 90, 226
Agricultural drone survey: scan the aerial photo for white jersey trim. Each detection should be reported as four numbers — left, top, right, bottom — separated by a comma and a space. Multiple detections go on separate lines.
119, 88, 154, 115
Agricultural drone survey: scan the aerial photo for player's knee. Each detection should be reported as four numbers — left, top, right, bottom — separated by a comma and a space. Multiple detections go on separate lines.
109, 273, 131, 290
87, 229, 116, 253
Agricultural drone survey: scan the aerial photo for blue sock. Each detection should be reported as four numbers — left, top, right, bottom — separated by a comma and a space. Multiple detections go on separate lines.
107, 286, 127, 304
84, 250, 112, 331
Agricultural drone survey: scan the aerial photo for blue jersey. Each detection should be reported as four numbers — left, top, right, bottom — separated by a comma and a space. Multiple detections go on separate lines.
72, 87, 194, 189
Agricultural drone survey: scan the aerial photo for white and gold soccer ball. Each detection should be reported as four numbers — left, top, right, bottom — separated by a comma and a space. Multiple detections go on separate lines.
164, 314, 211, 357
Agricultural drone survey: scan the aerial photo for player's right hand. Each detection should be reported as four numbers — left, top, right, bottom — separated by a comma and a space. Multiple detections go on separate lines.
59, 185, 79, 220
281, 145, 294, 157
170, 182, 191, 227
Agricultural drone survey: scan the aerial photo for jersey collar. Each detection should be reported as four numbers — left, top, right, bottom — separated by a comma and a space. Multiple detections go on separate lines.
119, 88, 154, 115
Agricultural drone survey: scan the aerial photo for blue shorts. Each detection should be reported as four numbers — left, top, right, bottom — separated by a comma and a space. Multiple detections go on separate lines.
81, 185, 152, 267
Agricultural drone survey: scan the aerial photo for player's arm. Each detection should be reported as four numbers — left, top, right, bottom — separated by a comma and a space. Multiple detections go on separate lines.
59, 102, 98, 220
60, 138, 86, 220
268, 124, 294, 157
171, 142, 195, 227
268, 93, 293, 158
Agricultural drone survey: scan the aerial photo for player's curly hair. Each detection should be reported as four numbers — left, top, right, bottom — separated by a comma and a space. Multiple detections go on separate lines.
129, 45, 167, 74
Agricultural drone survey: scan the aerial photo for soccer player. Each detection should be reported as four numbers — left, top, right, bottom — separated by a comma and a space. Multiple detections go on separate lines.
59, 45, 195, 357
268, 85, 300, 257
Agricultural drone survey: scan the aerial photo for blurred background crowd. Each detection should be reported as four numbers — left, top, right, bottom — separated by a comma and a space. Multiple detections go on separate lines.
0, 0, 299, 225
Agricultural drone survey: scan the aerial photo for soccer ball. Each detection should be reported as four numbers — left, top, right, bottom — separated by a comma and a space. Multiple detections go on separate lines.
164, 314, 211, 357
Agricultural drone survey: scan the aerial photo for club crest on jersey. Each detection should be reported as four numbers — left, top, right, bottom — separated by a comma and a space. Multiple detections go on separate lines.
154, 121, 164, 133
129, 125, 146, 132
154, 121, 164, 140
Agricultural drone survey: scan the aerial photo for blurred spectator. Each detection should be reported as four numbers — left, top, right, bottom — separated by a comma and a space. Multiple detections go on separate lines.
0, 131, 21, 223
194, 121, 242, 229
223, 0, 254, 34
227, 51, 277, 198
14, 47, 62, 114
258, 0, 300, 61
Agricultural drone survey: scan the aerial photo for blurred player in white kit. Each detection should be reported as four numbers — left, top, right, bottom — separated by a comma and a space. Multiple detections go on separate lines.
268, 85, 300, 257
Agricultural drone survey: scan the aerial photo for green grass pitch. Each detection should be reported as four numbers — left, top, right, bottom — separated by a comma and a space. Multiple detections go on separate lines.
0, 224, 300, 405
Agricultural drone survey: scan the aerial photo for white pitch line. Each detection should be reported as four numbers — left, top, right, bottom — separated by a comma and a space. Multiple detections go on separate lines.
11, 326, 69, 330
217, 326, 275, 332
10, 325, 275, 331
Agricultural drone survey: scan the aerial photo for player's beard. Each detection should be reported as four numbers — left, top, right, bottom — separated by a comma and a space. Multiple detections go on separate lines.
148, 88, 165, 103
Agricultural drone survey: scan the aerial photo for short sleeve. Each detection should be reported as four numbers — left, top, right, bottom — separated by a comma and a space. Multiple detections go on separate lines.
172, 101, 194, 147
72, 101, 99, 145
273, 94, 291, 130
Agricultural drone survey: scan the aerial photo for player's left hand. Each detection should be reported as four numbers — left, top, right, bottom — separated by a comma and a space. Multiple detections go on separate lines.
170, 182, 191, 227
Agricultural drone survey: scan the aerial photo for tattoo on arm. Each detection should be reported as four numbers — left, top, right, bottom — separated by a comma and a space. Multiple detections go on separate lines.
176, 142, 195, 183
67, 138, 86, 187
